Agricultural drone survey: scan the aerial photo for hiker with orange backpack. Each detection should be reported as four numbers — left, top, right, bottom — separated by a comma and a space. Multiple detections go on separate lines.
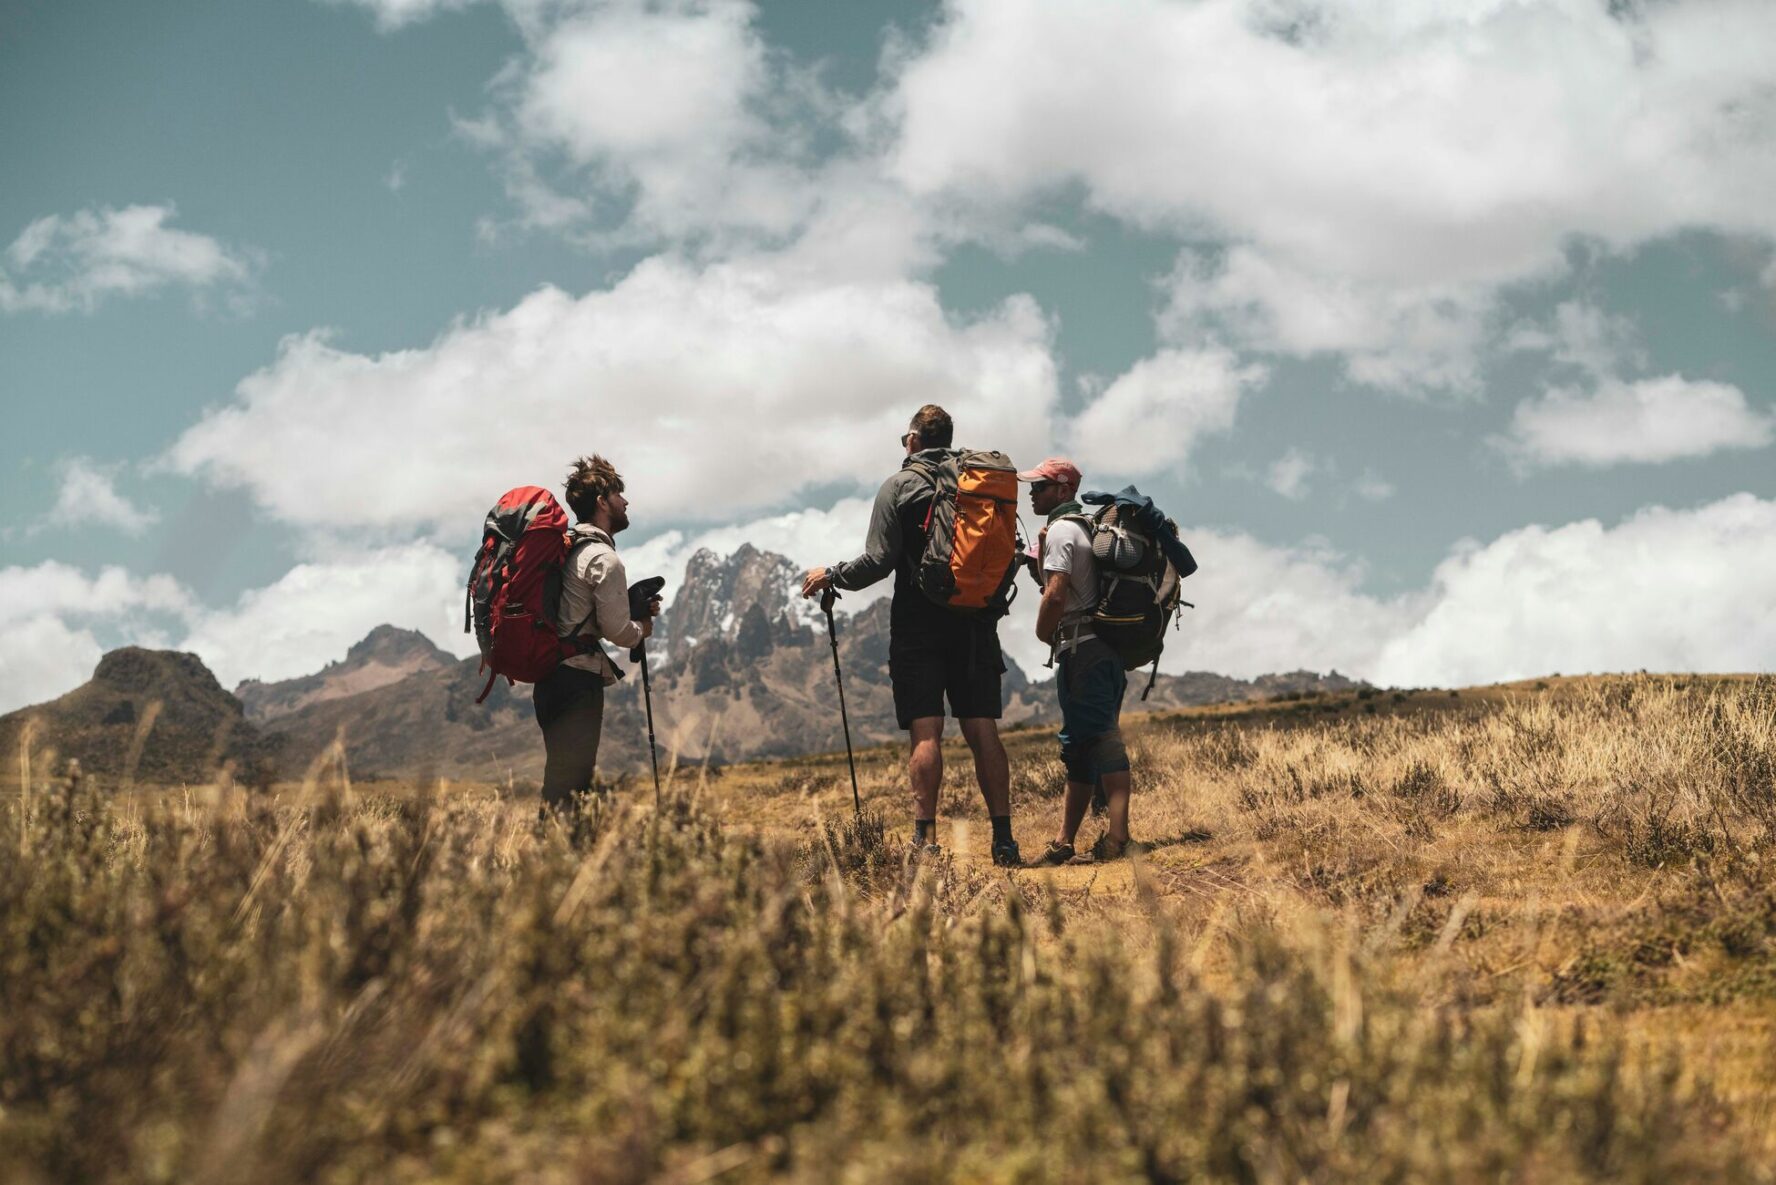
800, 405, 1025, 867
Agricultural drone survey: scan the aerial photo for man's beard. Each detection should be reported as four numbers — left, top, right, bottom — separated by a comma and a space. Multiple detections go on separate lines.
609, 508, 629, 534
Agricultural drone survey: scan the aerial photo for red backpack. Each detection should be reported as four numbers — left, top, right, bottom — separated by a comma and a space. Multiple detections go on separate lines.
463, 486, 595, 703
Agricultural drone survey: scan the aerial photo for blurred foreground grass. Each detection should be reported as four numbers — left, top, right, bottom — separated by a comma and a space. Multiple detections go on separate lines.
3, 675, 1774, 1183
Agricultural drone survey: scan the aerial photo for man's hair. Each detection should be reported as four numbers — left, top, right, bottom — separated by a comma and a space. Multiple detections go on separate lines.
564, 454, 625, 521
908, 404, 953, 449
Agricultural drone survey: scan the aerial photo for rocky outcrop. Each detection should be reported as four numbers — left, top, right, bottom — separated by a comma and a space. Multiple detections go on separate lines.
0, 648, 280, 786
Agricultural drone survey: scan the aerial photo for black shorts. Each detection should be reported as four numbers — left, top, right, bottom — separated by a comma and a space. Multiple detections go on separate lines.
888, 602, 1005, 729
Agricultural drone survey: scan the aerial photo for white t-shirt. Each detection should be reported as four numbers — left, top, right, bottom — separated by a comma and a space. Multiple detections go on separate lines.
1041, 516, 1099, 619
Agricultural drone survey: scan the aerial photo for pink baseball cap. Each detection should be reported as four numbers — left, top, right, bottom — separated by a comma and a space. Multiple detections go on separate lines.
1016, 457, 1082, 485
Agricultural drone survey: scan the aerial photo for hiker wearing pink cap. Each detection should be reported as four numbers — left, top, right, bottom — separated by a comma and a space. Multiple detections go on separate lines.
1020, 457, 1138, 865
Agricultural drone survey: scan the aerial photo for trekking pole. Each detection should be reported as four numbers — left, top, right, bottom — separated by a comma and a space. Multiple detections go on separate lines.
627, 577, 666, 806
636, 647, 661, 806
820, 587, 864, 820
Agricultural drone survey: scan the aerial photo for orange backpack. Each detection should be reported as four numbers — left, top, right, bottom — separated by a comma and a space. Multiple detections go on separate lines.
907, 449, 1022, 616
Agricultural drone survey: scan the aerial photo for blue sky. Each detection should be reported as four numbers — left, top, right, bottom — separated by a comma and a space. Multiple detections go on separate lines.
3, 0, 1774, 711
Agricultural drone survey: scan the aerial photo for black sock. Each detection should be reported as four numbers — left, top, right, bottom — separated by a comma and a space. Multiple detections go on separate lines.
990, 815, 1013, 845
914, 818, 936, 845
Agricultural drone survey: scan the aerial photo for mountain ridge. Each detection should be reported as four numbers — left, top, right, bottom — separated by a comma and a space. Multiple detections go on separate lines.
236, 624, 457, 721
4, 544, 1367, 785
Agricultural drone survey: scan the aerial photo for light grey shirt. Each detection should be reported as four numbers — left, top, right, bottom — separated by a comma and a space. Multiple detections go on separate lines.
559, 524, 644, 683
1042, 517, 1099, 621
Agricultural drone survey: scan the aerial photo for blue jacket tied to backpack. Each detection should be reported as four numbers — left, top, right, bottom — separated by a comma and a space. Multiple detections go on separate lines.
1081, 486, 1198, 579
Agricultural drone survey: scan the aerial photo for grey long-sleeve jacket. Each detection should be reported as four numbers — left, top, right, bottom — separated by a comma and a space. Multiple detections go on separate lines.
829, 452, 942, 593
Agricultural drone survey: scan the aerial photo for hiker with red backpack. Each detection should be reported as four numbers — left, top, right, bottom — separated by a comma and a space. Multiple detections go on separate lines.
536, 456, 660, 806
799, 404, 1025, 867
466, 455, 659, 810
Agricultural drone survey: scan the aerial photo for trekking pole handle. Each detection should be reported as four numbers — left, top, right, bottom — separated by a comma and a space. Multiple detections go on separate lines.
628, 575, 666, 618
820, 587, 840, 615
627, 575, 666, 662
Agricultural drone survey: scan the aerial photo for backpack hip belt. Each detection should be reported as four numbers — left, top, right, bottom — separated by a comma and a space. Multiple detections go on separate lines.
1046, 616, 1097, 667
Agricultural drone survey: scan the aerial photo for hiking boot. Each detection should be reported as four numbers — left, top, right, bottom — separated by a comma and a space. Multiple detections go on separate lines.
991, 837, 1023, 868
909, 841, 944, 862
1030, 840, 1075, 867
1071, 834, 1138, 864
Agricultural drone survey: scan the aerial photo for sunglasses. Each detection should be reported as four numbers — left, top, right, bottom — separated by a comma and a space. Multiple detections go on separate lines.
1028, 480, 1056, 494
901, 430, 921, 448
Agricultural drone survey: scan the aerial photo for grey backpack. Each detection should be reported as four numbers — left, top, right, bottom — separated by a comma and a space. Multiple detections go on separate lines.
1060, 501, 1191, 697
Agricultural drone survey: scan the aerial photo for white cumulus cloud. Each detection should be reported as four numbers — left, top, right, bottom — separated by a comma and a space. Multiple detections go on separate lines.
1164, 528, 1410, 679
1505, 300, 1644, 380
1354, 470, 1395, 502
165, 256, 1060, 535
1371, 494, 1776, 686
0, 564, 196, 714
181, 542, 474, 689
45, 457, 160, 536
1502, 375, 1774, 467
1168, 494, 1776, 685
1160, 247, 1496, 393
1266, 448, 1316, 500
327, 0, 478, 31
1070, 347, 1265, 478
888, 0, 1776, 388
517, 2, 765, 176
452, 0, 838, 247
0, 204, 258, 315
0, 545, 478, 714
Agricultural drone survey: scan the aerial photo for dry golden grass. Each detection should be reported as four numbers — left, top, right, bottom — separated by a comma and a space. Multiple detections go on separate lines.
696, 673, 1776, 1159
2, 674, 1773, 1182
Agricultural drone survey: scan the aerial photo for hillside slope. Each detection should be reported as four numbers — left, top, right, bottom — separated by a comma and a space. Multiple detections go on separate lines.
0, 648, 278, 785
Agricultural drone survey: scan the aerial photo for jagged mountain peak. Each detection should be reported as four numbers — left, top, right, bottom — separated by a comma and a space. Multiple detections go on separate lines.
681, 543, 797, 590
666, 544, 807, 661
235, 623, 459, 722
343, 624, 454, 668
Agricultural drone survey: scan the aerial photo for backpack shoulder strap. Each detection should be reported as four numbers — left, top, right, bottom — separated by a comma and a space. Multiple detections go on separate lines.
561, 532, 604, 639
903, 450, 953, 488
905, 452, 956, 534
